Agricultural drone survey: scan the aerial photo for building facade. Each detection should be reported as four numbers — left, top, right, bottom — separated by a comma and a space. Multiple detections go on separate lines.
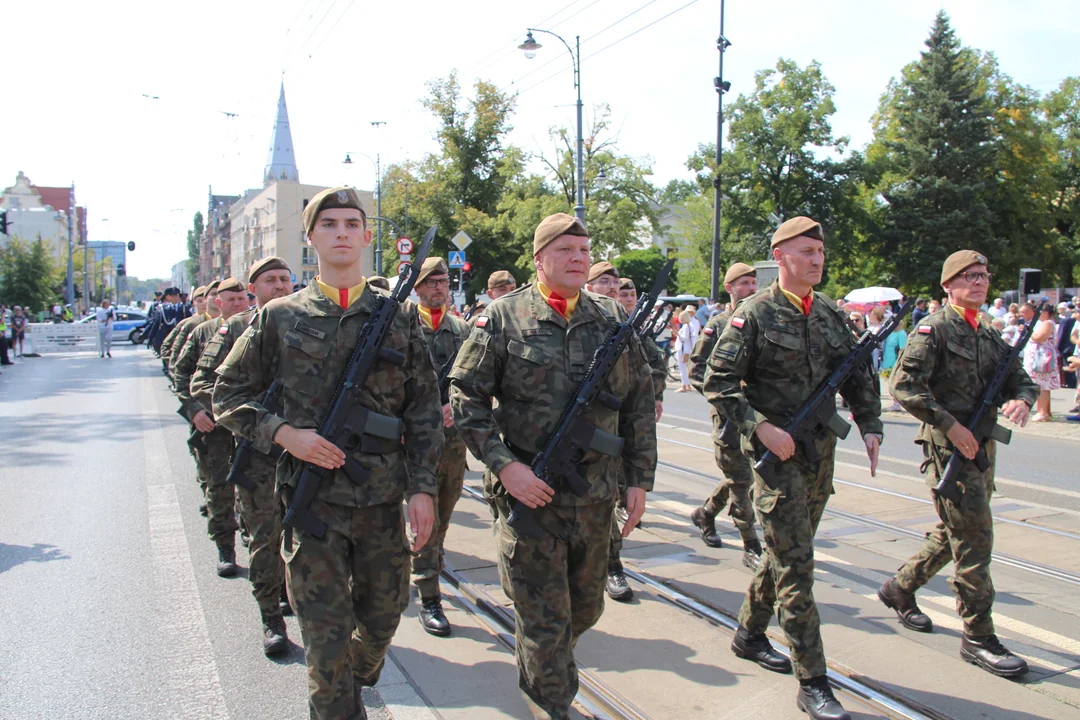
171, 261, 189, 293
199, 189, 240, 286
0, 171, 85, 262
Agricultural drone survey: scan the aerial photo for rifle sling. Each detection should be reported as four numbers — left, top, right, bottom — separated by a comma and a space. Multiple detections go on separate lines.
505, 426, 624, 465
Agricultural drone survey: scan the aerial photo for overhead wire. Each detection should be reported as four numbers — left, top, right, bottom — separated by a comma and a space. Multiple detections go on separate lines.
291, 0, 360, 79
472, 0, 606, 77
467, 0, 589, 73
282, 0, 341, 74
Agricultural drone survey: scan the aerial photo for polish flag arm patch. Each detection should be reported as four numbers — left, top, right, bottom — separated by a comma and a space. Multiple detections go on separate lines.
731, 316, 745, 329
475, 316, 489, 328
917, 325, 932, 334
704, 327, 715, 336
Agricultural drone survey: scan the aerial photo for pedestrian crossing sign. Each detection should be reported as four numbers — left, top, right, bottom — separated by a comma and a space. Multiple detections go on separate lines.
449, 251, 467, 268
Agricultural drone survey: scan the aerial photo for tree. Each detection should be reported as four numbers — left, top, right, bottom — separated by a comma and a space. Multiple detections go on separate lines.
1044, 77, 1080, 285
0, 236, 59, 312
186, 211, 204, 282
610, 247, 677, 296
870, 11, 1000, 296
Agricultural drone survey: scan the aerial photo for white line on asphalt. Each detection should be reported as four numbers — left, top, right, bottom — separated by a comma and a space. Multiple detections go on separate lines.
141, 363, 230, 720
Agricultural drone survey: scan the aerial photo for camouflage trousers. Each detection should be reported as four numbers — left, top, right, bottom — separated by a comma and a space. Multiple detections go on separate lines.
195, 427, 238, 545
412, 436, 467, 598
282, 499, 410, 720
703, 433, 758, 546
494, 495, 613, 720
235, 453, 284, 616
739, 436, 835, 680
894, 441, 997, 636
608, 472, 626, 571
188, 423, 208, 494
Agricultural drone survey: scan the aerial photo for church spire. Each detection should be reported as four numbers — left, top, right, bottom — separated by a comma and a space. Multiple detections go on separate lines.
264, 82, 299, 187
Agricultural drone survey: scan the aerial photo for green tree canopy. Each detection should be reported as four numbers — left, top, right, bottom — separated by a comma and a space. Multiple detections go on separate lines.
609, 247, 677, 297
0, 237, 59, 312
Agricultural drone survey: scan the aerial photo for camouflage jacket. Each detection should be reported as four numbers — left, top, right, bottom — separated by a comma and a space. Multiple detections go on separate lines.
642, 334, 666, 403
448, 283, 658, 506
690, 302, 739, 395
191, 309, 254, 419
173, 316, 224, 421
418, 306, 470, 437
703, 282, 883, 444
212, 283, 443, 506
890, 306, 1038, 448
163, 313, 210, 369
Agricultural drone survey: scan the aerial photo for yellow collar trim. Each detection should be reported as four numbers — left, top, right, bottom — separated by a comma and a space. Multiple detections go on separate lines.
538, 282, 579, 319
315, 276, 367, 309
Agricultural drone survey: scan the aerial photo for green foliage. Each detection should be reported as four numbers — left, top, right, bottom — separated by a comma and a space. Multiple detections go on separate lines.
610, 247, 677, 296
186, 211, 203, 284
0, 236, 59, 311
1044, 77, 1080, 285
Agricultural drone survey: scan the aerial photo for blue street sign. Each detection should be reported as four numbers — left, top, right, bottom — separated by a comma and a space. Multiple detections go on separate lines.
290, 273, 296, 282
448, 250, 466, 268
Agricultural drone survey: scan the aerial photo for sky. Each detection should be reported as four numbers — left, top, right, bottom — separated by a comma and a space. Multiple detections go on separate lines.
4, 0, 1078, 279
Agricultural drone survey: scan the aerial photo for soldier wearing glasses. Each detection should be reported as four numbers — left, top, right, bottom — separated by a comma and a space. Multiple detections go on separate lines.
881, 250, 1037, 678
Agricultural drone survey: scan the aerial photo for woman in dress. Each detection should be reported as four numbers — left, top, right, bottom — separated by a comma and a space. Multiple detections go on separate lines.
1024, 304, 1059, 421
674, 308, 698, 392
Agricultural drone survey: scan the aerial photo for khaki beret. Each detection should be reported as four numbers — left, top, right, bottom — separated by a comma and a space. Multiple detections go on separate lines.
487, 270, 516, 290
724, 262, 756, 285
217, 277, 246, 294
771, 216, 824, 248
190, 285, 207, 300
248, 256, 290, 284
941, 249, 989, 285
533, 212, 588, 255
206, 280, 222, 293
417, 257, 449, 285
619, 277, 635, 291
367, 275, 390, 291
588, 261, 618, 283
302, 186, 367, 236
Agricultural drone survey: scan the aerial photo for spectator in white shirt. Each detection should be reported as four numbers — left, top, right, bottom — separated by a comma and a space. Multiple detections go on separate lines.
988, 297, 1008, 320
96, 300, 116, 358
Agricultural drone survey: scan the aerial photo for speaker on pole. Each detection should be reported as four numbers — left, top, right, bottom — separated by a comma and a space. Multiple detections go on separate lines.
1020, 268, 1042, 297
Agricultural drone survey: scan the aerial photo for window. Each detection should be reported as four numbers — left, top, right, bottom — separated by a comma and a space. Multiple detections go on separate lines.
301, 270, 316, 285
302, 247, 317, 265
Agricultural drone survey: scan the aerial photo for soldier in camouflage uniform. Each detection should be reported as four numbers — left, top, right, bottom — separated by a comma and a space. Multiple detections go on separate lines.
213, 187, 441, 720
688, 262, 763, 569
191, 257, 295, 657
881, 250, 1036, 678
164, 281, 221, 375
173, 279, 250, 577
411, 257, 472, 636
703, 217, 882, 720
450, 213, 657, 720
486, 270, 517, 301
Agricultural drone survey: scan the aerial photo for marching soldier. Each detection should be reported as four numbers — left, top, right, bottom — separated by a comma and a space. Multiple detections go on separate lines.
450, 213, 657, 719
411, 257, 471, 636
213, 187, 441, 720
703, 217, 882, 720
367, 275, 391, 292
160, 285, 207, 371
190, 257, 295, 657
688, 262, 764, 569
486, 270, 517, 301
164, 281, 221, 374
880, 250, 1036, 678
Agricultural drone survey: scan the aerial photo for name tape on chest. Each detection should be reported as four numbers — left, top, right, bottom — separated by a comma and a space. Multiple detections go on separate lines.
917, 325, 932, 334
730, 316, 745, 329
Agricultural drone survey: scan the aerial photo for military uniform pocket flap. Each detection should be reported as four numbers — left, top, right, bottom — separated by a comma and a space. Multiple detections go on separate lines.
755, 484, 782, 514
507, 338, 552, 366
284, 329, 332, 360
946, 337, 976, 361
764, 328, 801, 350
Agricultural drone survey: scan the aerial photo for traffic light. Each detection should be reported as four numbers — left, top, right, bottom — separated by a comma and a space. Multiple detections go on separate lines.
0, 211, 9, 235
117, 263, 126, 277
461, 261, 473, 286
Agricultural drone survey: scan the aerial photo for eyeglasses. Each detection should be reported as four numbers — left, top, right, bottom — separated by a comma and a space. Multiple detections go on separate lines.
959, 271, 994, 284
591, 276, 618, 287
422, 278, 450, 288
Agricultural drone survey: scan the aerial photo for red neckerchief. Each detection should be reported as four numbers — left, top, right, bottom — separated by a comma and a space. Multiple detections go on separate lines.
547, 291, 568, 318
801, 294, 813, 317
338, 288, 349, 310
963, 308, 978, 330
430, 307, 443, 331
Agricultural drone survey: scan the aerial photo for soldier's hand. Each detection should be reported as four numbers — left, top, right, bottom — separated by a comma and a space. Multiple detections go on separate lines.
864, 433, 881, 477
755, 422, 795, 460
655, 401, 664, 422
1002, 399, 1030, 427
441, 403, 455, 428
946, 423, 979, 460
192, 410, 216, 433
274, 425, 346, 470
498, 462, 555, 509
621, 487, 647, 537
407, 493, 435, 551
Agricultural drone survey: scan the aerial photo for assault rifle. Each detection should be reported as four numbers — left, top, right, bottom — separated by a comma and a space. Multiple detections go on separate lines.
639, 304, 665, 338
282, 226, 437, 538
226, 380, 284, 491
187, 428, 207, 455
435, 306, 477, 403
754, 298, 916, 489
507, 259, 675, 539
935, 302, 1047, 504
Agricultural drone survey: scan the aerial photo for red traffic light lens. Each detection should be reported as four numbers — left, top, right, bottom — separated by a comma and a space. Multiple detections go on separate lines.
462, 262, 472, 272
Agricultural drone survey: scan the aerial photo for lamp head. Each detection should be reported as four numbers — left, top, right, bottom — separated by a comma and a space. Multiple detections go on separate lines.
519, 31, 542, 59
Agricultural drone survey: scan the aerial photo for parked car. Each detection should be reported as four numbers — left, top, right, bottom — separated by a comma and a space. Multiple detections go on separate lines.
77, 306, 149, 344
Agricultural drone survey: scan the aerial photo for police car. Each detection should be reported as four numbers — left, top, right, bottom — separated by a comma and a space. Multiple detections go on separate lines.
77, 306, 149, 343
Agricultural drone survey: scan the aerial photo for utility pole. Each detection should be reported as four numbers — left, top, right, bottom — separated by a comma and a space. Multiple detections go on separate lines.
66, 183, 75, 308
710, 4, 731, 301
371, 121, 386, 273
83, 208, 90, 310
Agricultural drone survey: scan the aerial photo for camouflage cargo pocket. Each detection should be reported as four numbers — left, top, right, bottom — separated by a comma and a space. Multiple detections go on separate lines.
504, 338, 553, 401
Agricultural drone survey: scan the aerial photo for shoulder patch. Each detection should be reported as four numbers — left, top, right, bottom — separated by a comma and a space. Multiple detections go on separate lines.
218, 326, 229, 335
704, 327, 715, 336
917, 325, 932, 334
731, 316, 745, 329
475, 316, 489, 328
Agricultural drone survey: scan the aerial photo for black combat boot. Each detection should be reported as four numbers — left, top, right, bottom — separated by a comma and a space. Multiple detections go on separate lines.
262, 612, 289, 656
419, 596, 451, 637
198, 502, 208, 517
279, 585, 293, 616
216, 544, 238, 577
690, 506, 723, 548
877, 578, 932, 633
742, 538, 763, 570
606, 563, 633, 602
730, 626, 792, 673
961, 634, 1029, 678
797, 677, 850, 720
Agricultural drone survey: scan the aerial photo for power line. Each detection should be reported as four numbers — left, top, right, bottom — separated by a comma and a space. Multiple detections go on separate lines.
468, 0, 588, 72
283, 0, 341, 73
293, 0, 359, 77
473, 0, 605, 76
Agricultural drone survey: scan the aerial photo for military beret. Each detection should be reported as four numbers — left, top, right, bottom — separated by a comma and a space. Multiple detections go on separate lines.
588, 261, 618, 283
206, 280, 221, 293
217, 277, 247, 294
248, 256, 290, 284
303, 186, 367, 236
533, 212, 588, 255
724, 262, 756, 285
771, 216, 824, 248
619, 277, 635, 291
417, 257, 449, 285
190, 285, 207, 300
367, 275, 390, 291
941, 249, 989, 285
487, 270, 515, 290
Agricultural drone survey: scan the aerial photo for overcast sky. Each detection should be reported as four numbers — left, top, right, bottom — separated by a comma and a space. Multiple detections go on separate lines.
4, 0, 1077, 279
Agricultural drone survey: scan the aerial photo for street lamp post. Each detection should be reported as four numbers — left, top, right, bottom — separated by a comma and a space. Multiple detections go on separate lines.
710, 4, 731, 301
520, 29, 586, 224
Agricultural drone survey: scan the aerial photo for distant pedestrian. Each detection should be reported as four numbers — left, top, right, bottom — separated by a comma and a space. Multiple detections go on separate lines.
674, 308, 697, 392
1001, 314, 1021, 346
927, 299, 941, 315
988, 298, 1007, 320
0, 310, 11, 367
911, 298, 928, 324
694, 298, 710, 326
1023, 304, 1059, 421
10, 306, 27, 357
96, 299, 116, 358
